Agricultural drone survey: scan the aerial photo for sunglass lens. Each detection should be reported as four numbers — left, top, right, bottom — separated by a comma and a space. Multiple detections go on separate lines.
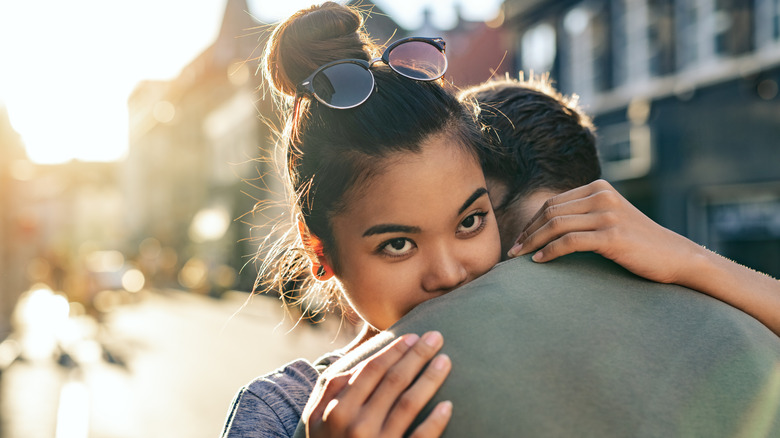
312, 62, 374, 108
387, 41, 447, 81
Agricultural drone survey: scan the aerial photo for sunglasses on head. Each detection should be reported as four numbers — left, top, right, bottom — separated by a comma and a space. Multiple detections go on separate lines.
296, 36, 447, 109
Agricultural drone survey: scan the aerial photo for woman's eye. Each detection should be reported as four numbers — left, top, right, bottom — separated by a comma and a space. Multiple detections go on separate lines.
380, 238, 415, 257
458, 212, 487, 235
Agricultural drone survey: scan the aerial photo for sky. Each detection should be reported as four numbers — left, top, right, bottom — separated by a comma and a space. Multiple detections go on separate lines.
0, 0, 502, 164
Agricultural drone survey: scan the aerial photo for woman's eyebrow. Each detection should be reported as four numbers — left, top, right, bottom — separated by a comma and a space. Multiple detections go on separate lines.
458, 187, 488, 215
361, 188, 488, 237
362, 224, 421, 237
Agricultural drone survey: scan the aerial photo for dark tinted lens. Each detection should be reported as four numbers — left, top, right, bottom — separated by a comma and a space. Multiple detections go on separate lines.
312, 62, 374, 108
387, 41, 446, 80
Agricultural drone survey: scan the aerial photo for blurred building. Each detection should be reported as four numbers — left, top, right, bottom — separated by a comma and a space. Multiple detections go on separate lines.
506, 0, 780, 277
416, 6, 514, 87
125, 0, 402, 295
0, 106, 28, 337
0, 105, 124, 330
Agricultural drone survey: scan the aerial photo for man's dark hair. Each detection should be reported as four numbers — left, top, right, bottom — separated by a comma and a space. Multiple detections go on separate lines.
460, 74, 601, 212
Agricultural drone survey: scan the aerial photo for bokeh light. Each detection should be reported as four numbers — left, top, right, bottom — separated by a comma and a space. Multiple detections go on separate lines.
121, 269, 146, 293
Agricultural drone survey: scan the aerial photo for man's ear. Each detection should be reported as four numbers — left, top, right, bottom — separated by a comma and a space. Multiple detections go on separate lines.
297, 220, 334, 281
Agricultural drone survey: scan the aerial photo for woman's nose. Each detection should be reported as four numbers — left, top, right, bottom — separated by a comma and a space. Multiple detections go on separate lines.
421, 247, 468, 293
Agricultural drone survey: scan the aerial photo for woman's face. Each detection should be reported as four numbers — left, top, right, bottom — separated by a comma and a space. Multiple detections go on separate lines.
328, 134, 502, 330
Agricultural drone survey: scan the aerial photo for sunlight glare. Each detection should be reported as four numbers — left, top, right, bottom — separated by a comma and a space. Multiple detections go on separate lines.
0, 0, 225, 164
0, 0, 502, 164
55, 381, 90, 438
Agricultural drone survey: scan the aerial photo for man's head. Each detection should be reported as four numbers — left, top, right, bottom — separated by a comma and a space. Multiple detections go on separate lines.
459, 75, 601, 253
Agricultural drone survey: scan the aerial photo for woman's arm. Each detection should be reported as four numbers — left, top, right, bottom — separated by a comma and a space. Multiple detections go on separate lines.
306, 331, 452, 438
508, 179, 780, 336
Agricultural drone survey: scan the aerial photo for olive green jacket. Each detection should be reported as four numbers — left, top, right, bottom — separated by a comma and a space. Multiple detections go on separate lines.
297, 253, 780, 437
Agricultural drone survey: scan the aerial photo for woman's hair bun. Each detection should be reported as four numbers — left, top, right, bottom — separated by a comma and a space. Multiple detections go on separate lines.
264, 2, 374, 97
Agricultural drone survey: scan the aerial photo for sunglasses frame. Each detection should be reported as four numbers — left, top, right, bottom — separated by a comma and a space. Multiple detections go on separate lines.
297, 36, 447, 109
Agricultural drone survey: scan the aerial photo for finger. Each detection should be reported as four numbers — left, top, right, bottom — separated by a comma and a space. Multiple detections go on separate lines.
406, 401, 453, 438
343, 334, 419, 401
523, 180, 615, 229
531, 230, 605, 263
509, 184, 624, 258
314, 335, 420, 435
525, 212, 608, 252
523, 181, 607, 227
510, 193, 604, 258
511, 208, 608, 258
365, 331, 444, 418
529, 181, 606, 219
383, 353, 452, 436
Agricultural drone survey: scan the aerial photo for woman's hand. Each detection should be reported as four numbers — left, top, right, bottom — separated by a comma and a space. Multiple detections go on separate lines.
507, 179, 698, 285
306, 331, 453, 438
507, 179, 780, 336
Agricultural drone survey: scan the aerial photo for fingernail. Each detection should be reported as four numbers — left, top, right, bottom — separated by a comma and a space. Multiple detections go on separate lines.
422, 331, 443, 347
532, 251, 543, 262
404, 333, 419, 346
437, 400, 453, 416
432, 354, 450, 370
508, 242, 522, 257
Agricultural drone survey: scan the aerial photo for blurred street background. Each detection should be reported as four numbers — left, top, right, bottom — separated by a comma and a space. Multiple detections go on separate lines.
0, 288, 351, 438
1, 0, 779, 436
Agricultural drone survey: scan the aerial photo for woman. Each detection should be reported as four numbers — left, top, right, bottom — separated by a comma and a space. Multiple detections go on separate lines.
223, 3, 498, 437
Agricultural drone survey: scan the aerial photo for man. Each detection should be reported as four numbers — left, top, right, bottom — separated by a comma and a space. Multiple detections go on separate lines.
295, 76, 780, 437
468, 74, 602, 257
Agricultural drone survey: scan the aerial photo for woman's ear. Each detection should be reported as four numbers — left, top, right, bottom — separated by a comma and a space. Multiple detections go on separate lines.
297, 220, 334, 281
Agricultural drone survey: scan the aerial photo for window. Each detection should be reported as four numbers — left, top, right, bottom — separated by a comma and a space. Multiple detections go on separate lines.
562, 2, 612, 100
648, 0, 676, 76
591, 2, 614, 92
756, 0, 780, 48
714, 0, 754, 57
521, 22, 557, 74
612, 0, 629, 87
690, 182, 780, 278
676, 0, 754, 69
562, 5, 596, 100
776, 0, 780, 38
598, 121, 653, 181
611, 0, 678, 84
676, 0, 703, 68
